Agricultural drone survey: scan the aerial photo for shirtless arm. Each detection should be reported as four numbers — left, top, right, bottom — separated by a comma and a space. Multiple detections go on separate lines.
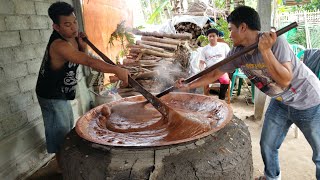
259, 32, 293, 88
51, 39, 129, 86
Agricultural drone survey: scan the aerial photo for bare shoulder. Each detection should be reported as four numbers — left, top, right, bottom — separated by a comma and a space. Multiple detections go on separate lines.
50, 39, 79, 61
50, 39, 73, 53
49, 38, 92, 67
48, 39, 74, 69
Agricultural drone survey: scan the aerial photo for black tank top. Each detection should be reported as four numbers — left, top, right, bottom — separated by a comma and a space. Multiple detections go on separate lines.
36, 30, 79, 100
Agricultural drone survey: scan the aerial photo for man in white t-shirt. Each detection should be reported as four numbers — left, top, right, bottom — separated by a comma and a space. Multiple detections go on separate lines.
199, 28, 230, 100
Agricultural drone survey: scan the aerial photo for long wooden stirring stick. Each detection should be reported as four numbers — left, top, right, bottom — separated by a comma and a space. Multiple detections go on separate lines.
83, 22, 297, 117
82, 37, 170, 116
156, 22, 298, 98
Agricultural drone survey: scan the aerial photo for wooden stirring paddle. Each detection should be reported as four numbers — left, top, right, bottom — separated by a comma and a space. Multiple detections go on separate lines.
82, 37, 171, 116
156, 22, 298, 98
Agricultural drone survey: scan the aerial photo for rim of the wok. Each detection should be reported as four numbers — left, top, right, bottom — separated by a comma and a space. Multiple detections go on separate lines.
75, 92, 233, 148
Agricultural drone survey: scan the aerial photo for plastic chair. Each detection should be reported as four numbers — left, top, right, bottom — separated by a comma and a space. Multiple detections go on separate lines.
230, 68, 255, 103
290, 43, 306, 56
297, 50, 305, 60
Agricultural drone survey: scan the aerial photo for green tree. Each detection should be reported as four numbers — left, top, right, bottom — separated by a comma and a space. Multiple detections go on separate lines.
286, 28, 307, 47
277, 0, 320, 12
290, 0, 320, 11
147, 0, 170, 24
277, 0, 320, 48
214, 18, 232, 46
140, 0, 173, 24
197, 18, 232, 47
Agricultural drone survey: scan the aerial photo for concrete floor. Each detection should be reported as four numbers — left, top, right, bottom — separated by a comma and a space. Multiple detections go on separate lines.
27, 157, 62, 180
27, 88, 316, 180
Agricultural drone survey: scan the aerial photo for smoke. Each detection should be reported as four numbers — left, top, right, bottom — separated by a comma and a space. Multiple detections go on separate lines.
152, 60, 187, 93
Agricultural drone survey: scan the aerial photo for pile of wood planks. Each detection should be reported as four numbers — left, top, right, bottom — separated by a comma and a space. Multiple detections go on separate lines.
118, 30, 193, 97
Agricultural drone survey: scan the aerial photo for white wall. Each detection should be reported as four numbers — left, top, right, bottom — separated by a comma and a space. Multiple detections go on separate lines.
0, 0, 93, 179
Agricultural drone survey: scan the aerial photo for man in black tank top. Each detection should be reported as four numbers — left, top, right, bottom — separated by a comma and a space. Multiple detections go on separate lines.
36, 2, 129, 172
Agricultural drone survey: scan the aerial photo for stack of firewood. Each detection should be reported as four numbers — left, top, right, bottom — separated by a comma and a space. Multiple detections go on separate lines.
118, 30, 193, 97
174, 21, 211, 39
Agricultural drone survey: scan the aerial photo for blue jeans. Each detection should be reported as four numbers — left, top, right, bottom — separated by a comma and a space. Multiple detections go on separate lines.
260, 99, 320, 180
37, 96, 74, 153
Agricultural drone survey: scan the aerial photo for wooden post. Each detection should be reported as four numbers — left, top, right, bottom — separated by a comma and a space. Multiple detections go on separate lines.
272, 0, 278, 26
255, 0, 272, 121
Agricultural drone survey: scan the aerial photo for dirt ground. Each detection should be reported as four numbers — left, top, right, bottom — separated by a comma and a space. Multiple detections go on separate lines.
28, 90, 316, 180
231, 91, 316, 180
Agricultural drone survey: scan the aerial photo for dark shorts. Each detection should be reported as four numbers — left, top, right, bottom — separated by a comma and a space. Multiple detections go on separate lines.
37, 96, 74, 153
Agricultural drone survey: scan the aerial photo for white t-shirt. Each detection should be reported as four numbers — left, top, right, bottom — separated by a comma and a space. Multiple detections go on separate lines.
189, 47, 203, 75
199, 42, 230, 68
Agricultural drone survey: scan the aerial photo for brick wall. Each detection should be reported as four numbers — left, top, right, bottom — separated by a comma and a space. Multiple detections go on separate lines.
0, 0, 55, 137
0, 0, 138, 178
0, 0, 92, 179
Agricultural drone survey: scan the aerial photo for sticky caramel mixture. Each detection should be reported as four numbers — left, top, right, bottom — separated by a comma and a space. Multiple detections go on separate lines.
76, 93, 231, 147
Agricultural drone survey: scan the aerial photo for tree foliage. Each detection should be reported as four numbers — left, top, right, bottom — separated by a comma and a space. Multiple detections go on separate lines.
277, 0, 320, 48
140, 0, 172, 24
147, 0, 170, 24
108, 21, 135, 58
277, 0, 320, 13
290, 0, 320, 11
287, 28, 306, 47
214, 18, 232, 46
197, 18, 232, 47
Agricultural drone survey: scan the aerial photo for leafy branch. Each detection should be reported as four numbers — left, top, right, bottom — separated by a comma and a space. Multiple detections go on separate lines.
108, 21, 135, 58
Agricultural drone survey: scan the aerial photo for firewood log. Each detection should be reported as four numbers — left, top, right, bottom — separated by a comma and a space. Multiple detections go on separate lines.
129, 48, 142, 53
123, 58, 139, 66
141, 49, 174, 58
141, 55, 162, 60
137, 40, 177, 51
135, 43, 167, 52
135, 53, 143, 61
127, 44, 141, 48
133, 30, 192, 40
139, 60, 158, 64
141, 36, 181, 45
